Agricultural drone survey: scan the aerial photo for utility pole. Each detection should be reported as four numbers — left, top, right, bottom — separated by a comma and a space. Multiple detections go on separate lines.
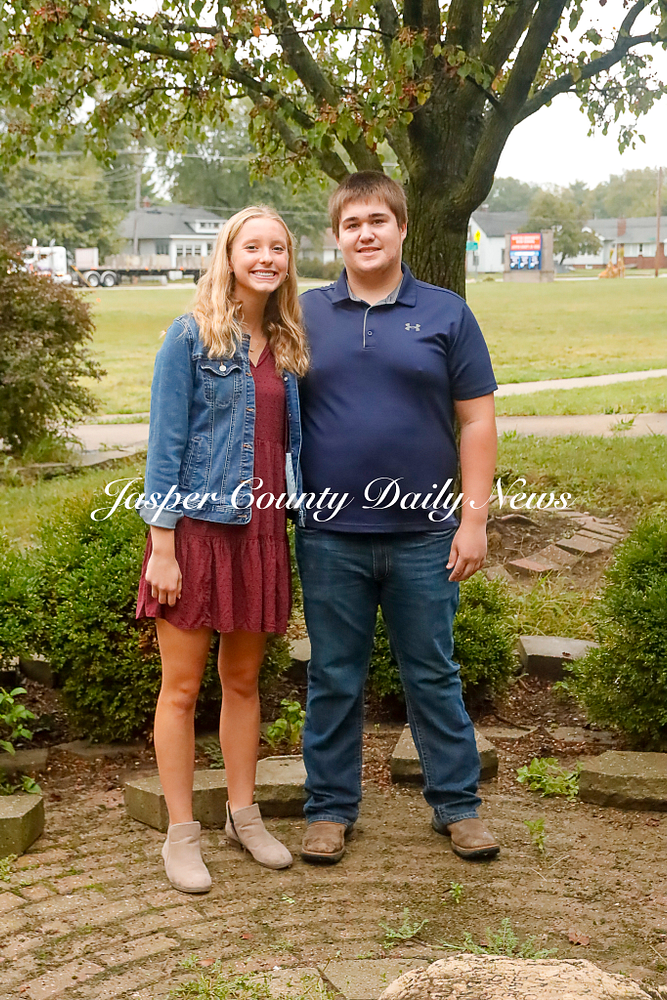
132, 162, 142, 255
656, 167, 663, 278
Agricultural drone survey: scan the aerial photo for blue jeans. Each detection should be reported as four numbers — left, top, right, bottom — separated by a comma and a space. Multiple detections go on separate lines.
295, 527, 481, 827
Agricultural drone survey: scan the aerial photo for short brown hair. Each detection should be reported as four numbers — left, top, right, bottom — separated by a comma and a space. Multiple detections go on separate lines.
329, 171, 408, 235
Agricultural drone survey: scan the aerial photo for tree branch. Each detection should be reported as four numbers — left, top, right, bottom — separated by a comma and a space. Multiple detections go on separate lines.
517, 1, 657, 122
481, 0, 537, 72
374, 0, 400, 57
251, 100, 350, 183
89, 23, 193, 62
445, 0, 483, 55
262, 0, 384, 173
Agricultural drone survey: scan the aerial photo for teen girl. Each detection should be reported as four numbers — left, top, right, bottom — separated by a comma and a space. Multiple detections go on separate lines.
136, 206, 308, 893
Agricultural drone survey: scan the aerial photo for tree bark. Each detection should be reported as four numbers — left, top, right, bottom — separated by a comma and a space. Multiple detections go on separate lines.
403, 187, 469, 298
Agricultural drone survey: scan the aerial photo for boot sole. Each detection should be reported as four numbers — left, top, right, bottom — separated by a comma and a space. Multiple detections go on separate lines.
226, 832, 293, 870
432, 818, 500, 860
300, 846, 345, 865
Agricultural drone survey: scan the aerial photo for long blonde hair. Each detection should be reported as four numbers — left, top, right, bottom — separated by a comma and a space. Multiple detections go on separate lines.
193, 205, 309, 376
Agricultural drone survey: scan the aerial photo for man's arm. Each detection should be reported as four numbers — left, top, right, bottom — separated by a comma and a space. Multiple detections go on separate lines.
448, 394, 497, 582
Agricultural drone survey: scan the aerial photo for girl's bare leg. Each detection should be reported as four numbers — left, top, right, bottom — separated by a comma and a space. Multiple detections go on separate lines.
218, 630, 268, 812
154, 620, 213, 825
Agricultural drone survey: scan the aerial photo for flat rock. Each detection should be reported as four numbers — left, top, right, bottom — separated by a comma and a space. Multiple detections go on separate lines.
534, 544, 580, 568
125, 756, 307, 832
507, 557, 559, 578
56, 739, 142, 760
0, 748, 49, 776
550, 726, 587, 744
390, 726, 497, 783
0, 793, 45, 855
378, 955, 652, 999
518, 635, 598, 681
19, 654, 54, 688
579, 751, 667, 810
321, 959, 427, 1000
484, 565, 514, 583
289, 637, 311, 663
578, 517, 626, 537
478, 726, 536, 742
576, 530, 617, 547
555, 534, 611, 555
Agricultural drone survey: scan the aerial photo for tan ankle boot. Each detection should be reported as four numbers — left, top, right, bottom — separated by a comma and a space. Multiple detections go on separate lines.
225, 803, 293, 870
161, 821, 212, 893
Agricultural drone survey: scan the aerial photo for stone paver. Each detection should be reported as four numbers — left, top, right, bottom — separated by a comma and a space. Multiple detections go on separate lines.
533, 544, 581, 567
0, 794, 44, 855
518, 635, 598, 681
289, 637, 311, 662
125, 756, 307, 831
579, 751, 667, 810
23, 959, 104, 1000
506, 557, 559, 578
556, 534, 612, 555
390, 725, 498, 783
322, 958, 427, 1000
0, 749, 49, 776
56, 739, 142, 760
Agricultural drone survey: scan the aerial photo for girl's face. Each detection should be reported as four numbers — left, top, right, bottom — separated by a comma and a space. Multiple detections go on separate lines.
229, 217, 289, 297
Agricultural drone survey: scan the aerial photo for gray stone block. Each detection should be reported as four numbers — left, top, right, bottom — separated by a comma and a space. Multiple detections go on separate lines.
390, 725, 497, 784
0, 748, 48, 777
321, 959, 427, 1000
0, 793, 45, 855
289, 637, 311, 663
556, 533, 611, 555
19, 654, 54, 688
478, 726, 536, 742
518, 635, 598, 681
125, 756, 307, 832
579, 751, 667, 810
56, 739, 141, 760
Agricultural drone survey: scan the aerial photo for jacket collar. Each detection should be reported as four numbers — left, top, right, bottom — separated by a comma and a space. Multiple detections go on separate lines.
330, 262, 418, 307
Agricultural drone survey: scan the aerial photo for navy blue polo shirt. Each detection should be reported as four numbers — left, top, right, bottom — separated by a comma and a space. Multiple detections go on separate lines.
298, 264, 497, 532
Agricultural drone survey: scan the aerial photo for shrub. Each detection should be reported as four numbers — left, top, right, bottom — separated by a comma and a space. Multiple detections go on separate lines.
0, 233, 104, 453
3, 487, 292, 742
368, 574, 517, 700
297, 257, 342, 280
568, 513, 667, 746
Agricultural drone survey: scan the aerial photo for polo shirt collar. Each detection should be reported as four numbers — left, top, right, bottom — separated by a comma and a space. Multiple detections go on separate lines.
330, 262, 418, 307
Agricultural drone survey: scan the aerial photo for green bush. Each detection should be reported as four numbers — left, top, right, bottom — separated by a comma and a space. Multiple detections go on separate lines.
298, 258, 342, 280
568, 513, 667, 746
0, 233, 104, 454
0, 539, 39, 666
368, 574, 517, 700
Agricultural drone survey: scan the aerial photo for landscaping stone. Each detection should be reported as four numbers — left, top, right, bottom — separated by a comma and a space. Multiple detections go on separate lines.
125, 756, 307, 832
0, 794, 45, 855
0, 748, 48, 777
19, 654, 54, 688
533, 544, 580, 567
518, 635, 598, 681
478, 726, 536, 742
321, 958, 427, 1000
390, 725, 497, 783
506, 557, 559, 578
56, 739, 142, 760
579, 752, 667, 810
289, 637, 311, 663
484, 565, 514, 583
578, 517, 626, 537
576, 530, 616, 548
378, 955, 652, 999
555, 534, 611, 555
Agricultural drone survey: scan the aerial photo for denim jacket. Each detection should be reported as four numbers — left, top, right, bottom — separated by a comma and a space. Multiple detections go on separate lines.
138, 313, 303, 529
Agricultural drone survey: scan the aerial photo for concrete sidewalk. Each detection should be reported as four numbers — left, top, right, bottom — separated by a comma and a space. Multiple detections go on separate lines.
496, 368, 667, 397
497, 412, 667, 437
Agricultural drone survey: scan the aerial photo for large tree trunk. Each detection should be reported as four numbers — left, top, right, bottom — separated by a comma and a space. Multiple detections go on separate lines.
403, 188, 469, 298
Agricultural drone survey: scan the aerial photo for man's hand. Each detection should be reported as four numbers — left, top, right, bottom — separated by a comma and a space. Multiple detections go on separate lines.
447, 522, 488, 582
146, 526, 182, 605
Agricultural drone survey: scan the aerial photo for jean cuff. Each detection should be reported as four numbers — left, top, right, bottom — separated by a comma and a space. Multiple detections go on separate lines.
434, 809, 479, 826
306, 814, 355, 830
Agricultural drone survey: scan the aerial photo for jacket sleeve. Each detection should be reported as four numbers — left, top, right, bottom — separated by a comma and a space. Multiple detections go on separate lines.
138, 317, 195, 529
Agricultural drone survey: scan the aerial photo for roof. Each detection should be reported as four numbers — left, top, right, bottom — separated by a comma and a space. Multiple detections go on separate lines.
471, 210, 528, 238
119, 204, 226, 241
586, 216, 667, 243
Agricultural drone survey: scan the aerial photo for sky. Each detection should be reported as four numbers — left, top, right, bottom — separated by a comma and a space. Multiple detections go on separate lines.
497, 3, 667, 187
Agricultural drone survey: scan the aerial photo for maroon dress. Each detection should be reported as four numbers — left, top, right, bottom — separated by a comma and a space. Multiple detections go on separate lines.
136, 345, 291, 634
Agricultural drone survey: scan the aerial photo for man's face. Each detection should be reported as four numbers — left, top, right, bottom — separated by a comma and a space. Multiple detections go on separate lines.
335, 198, 407, 279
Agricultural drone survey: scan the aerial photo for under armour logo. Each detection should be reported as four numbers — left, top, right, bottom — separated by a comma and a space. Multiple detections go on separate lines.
405, 323, 421, 331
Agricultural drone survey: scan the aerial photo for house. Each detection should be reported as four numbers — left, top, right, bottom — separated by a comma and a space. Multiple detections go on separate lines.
468, 210, 528, 273
118, 205, 226, 267
299, 228, 342, 263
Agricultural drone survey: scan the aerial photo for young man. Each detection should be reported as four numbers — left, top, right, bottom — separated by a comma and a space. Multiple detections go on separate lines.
297, 171, 499, 864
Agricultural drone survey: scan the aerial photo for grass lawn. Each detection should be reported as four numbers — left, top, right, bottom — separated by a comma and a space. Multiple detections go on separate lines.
496, 376, 667, 416
467, 277, 667, 383
82, 278, 667, 414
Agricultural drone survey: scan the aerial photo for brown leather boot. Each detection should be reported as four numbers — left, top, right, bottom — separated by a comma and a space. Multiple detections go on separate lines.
432, 816, 500, 860
301, 821, 348, 864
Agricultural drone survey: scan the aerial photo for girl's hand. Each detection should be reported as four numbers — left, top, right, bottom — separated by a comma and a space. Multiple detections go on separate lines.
146, 551, 182, 605
146, 526, 182, 605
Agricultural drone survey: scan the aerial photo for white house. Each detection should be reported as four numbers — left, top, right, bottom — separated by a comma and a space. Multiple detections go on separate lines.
468, 210, 528, 273
118, 205, 226, 267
